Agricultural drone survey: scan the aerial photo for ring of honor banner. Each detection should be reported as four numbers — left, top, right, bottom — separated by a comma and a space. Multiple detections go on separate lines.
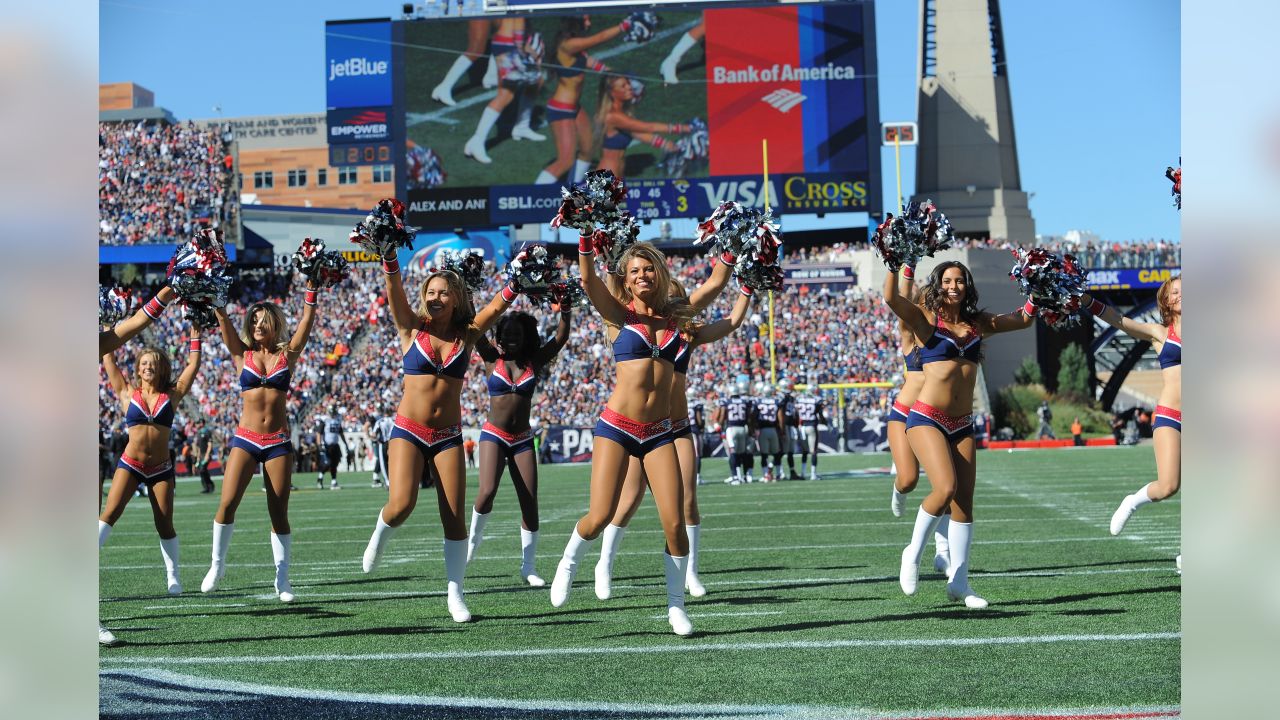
366, 0, 878, 229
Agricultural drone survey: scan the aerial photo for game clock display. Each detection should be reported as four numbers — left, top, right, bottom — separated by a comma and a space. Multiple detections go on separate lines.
330, 143, 394, 167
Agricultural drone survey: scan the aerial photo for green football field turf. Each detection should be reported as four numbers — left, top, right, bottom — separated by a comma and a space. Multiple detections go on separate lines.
99, 447, 1180, 718
403, 10, 710, 188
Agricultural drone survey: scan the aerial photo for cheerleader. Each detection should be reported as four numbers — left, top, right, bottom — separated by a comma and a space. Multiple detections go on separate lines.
462, 17, 545, 165
548, 242, 707, 636
359, 255, 522, 623
594, 283, 753, 601
886, 275, 951, 575
98, 332, 202, 644
200, 280, 320, 603
534, 15, 633, 185
884, 262, 1035, 608
465, 305, 572, 586
1084, 278, 1180, 565
593, 74, 690, 179
431, 18, 496, 107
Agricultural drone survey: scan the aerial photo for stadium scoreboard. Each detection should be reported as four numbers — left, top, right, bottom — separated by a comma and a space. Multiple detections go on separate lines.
326, 1, 880, 228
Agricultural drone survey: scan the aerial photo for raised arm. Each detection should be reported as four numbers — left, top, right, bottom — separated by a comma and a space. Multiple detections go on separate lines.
470, 285, 517, 339
286, 281, 319, 358
578, 239, 626, 326
534, 305, 573, 365
100, 350, 130, 397
559, 26, 623, 57
100, 286, 177, 356
690, 288, 753, 346
688, 257, 734, 314
883, 266, 932, 337
214, 307, 246, 361
171, 329, 203, 399
381, 258, 420, 334
474, 332, 500, 364
1079, 292, 1167, 344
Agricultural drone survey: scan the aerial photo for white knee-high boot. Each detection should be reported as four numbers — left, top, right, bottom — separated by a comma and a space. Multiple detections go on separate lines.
685, 524, 706, 597
520, 528, 544, 586
945, 521, 987, 608
159, 536, 181, 595
432, 55, 473, 106
594, 524, 626, 600
1110, 482, 1155, 535
443, 538, 471, 622
98, 520, 112, 548
550, 528, 595, 608
900, 507, 942, 595
933, 514, 952, 576
270, 532, 293, 603
467, 509, 489, 564
201, 521, 233, 593
362, 511, 397, 573
664, 553, 693, 636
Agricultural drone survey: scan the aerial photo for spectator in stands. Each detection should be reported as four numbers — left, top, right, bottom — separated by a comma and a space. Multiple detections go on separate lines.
98, 120, 236, 245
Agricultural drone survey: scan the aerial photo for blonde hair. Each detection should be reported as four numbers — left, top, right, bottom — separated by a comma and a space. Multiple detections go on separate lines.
604, 242, 695, 327
240, 302, 289, 352
135, 346, 173, 393
417, 270, 475, 332
1156, 276, 1181, 326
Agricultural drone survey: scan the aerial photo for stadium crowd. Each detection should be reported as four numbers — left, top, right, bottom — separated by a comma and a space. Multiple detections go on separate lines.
98, 120, 237, 245
960, 237, 1180, 268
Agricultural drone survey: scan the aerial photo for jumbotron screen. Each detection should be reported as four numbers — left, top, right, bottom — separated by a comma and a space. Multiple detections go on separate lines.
325, 1, 879, 229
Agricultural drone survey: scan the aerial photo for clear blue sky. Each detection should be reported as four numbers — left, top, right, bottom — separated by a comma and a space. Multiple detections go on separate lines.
100, 0, 1180, 243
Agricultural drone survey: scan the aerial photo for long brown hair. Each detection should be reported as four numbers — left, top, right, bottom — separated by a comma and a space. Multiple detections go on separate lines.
240, 302, 289, 352
1156, 276, 1180, 326
135, 346, 174, 393
418, 270, 475, 333
604, 242, 695, 326
922, 261, 983, 326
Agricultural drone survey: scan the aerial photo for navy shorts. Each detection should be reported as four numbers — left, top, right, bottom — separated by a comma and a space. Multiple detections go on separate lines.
1153, 405, 1182, 433
479, 421, 534, 455
593, 408, 673, 457
888, 400, 910, 425
905, 402, 974, 442
546, 99, 579, 123
117, 455, 175, 485
390, 414, 463, 461
230, 427, 293, 463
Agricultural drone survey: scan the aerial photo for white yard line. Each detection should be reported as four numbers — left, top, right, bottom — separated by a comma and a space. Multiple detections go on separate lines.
100, 631, 1180, 665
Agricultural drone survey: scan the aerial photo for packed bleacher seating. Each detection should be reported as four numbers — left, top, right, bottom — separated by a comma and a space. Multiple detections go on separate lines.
98, 120, 237, 245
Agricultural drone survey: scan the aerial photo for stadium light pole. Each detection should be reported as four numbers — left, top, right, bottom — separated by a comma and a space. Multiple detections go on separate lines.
881, 122, 918, 212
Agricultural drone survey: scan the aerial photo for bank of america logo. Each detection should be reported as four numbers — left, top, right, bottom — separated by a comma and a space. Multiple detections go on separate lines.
761, 89, 807, 113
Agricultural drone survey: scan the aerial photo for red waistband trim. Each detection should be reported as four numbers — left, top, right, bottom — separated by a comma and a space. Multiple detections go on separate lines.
120, 454, 173, 475
1154, 405, 1182, 421
481, 422, 532, 444
394, 414, 462, 445
909, 402, 973, 433
892, 400, 912, 415
547, 98, 579, 112
671, 417, 691, 432
601, 408, 671, 440
234, 427, 290, 445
